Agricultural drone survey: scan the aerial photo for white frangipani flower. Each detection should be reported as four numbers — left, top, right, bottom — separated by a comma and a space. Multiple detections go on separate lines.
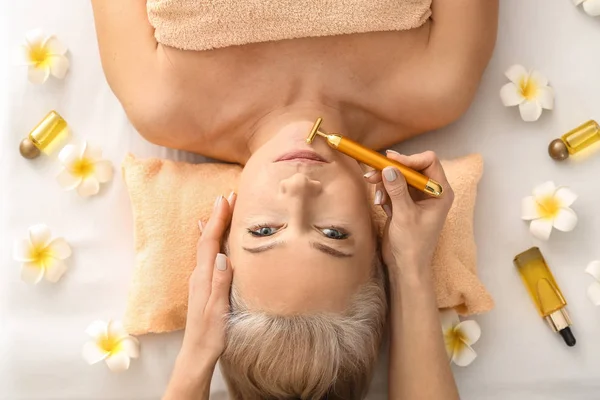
521, 181, 578, 241
573, 0, 600, 16
82, 320, 140, 372
57, 142, 113, 197
13, 224, 72, 284
500, 65, 554, 122
441, 309, 481, 367
585, 261, 600, 305
18, 29, 70, 84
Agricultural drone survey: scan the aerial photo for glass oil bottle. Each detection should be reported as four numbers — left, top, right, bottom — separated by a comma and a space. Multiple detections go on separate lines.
549, 120, 600, 161
514, 247, 576, 347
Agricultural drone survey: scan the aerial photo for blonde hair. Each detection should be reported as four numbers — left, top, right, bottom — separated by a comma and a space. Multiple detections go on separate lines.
220, 257, 388, 400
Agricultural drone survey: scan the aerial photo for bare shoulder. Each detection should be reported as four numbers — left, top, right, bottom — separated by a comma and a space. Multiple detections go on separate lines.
421, 0, 499, 124
120, 47, 256, 161
91, 0, 165, 137
378, 0, 499, 137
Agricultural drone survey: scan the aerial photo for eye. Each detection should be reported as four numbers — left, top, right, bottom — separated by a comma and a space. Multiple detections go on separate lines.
321, 227, 349, 240
248, 225, 280, 237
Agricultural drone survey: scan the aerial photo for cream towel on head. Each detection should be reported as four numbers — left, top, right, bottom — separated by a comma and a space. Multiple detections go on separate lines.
122, 153, 493, 335
147, 0, 433, 51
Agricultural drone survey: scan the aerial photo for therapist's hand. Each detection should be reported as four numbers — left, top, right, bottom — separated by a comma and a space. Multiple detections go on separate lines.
365, 151, 454, 276
181, 193, 236, 363
164, 193, 236, 400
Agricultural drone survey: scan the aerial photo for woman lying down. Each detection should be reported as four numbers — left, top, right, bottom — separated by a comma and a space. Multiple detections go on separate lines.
91, 0, 498, 398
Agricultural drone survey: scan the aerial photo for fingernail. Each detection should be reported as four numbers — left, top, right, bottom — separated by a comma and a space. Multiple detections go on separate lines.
386, 149, 401, 156
374, 190, 383, 205
198, 221, 204, 232
382, 204, 392, 218
214, 195, 223, 210
216, 253, 227, 271
363, 170, 377, 179
383, 167, 398, 182
227, 191, 237, 205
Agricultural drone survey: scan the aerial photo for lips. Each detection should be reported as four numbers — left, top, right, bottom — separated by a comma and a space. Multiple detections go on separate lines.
275, 150, 328, 163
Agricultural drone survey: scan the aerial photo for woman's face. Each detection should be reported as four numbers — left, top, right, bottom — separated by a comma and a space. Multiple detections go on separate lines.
229, 121, 377, 314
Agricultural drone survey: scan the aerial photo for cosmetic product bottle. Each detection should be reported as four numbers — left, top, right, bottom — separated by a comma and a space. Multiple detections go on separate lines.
19, 111, 69, 159
548, 120, 600, 161
306, 118, 443, 197
514, 247, 576, 346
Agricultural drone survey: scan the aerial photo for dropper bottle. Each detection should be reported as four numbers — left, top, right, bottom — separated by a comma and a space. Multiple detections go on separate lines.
514, 247, 576, 347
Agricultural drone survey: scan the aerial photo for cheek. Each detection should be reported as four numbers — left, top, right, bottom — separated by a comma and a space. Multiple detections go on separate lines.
237, 163, 275, 200
232, 165, 278, 228
328, 177, 375, 234
329, 174, 371, 207
226, 230, 243, 264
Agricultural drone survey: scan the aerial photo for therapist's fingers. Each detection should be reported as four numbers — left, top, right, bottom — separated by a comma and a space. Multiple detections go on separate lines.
363, 151, 447, 187
188, 253, 212, 307
226, 190, 237, 210
381, 167, 415, 213
386, 150, 450, 188
197, 194, 235, 261
385, 150, 435, 172
374, 182, 393, 218
386, 150, 452, 204
200, 193, 236, 244
363, 169, 382, 184
195, 193, 235, 289
205, 253, 233, 318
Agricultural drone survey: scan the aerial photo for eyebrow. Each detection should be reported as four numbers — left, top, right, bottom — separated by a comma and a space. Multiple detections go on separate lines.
242, 241, 353, 258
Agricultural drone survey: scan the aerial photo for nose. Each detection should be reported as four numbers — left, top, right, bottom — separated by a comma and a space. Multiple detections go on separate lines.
279, 173, 323, 198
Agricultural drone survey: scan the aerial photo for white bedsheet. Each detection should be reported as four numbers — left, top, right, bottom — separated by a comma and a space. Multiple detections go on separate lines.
2, 1, 600, 399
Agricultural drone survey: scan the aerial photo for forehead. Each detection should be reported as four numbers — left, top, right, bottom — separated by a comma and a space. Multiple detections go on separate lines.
230, 240, 374, 314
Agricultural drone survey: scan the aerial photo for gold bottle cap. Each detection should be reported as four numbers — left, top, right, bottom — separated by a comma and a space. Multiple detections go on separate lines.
544, 308, 572, 332
19, 138, 41, 159
29, 111, 69, 153
548, 138, 569, 161
545, 309, 576, 346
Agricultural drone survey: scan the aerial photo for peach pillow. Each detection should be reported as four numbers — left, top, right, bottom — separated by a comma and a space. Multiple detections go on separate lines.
122, 154, 493, 335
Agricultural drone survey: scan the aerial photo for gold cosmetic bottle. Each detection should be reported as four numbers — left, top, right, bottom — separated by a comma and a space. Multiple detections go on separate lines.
548, 120, 600, 161
19, 111, 69, 159
514, 247, 576, 346
306, 118, 443, 197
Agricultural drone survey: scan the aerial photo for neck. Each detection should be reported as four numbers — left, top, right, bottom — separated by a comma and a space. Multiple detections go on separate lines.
243, 103, 351, 163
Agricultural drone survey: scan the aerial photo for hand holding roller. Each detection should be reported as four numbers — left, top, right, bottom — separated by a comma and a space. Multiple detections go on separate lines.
306, 118, 443, 197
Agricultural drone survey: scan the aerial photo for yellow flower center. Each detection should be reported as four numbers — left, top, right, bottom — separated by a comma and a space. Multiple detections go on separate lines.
29, 44, 50, 67
519, 77, 538, 101
70, 158, 95, 178
98, 335, 123, 355
447, 328, 467, 353
444, 327, 468, 358
29, 245, 53, 268
536, 196, 561, 220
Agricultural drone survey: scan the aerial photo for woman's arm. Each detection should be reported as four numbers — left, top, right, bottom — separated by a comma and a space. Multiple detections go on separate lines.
429, 0, 499, 77
164, 357, 215, 400
90, 0, 159, 111
365, 152, 458, 399
388, 264, 457, 400
163, 194, 236, 400
393, 1, 499, 135
426, 0, 499, 119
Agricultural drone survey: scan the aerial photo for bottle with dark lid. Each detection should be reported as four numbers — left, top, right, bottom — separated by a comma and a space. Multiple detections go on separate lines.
514, 247, 576, 347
